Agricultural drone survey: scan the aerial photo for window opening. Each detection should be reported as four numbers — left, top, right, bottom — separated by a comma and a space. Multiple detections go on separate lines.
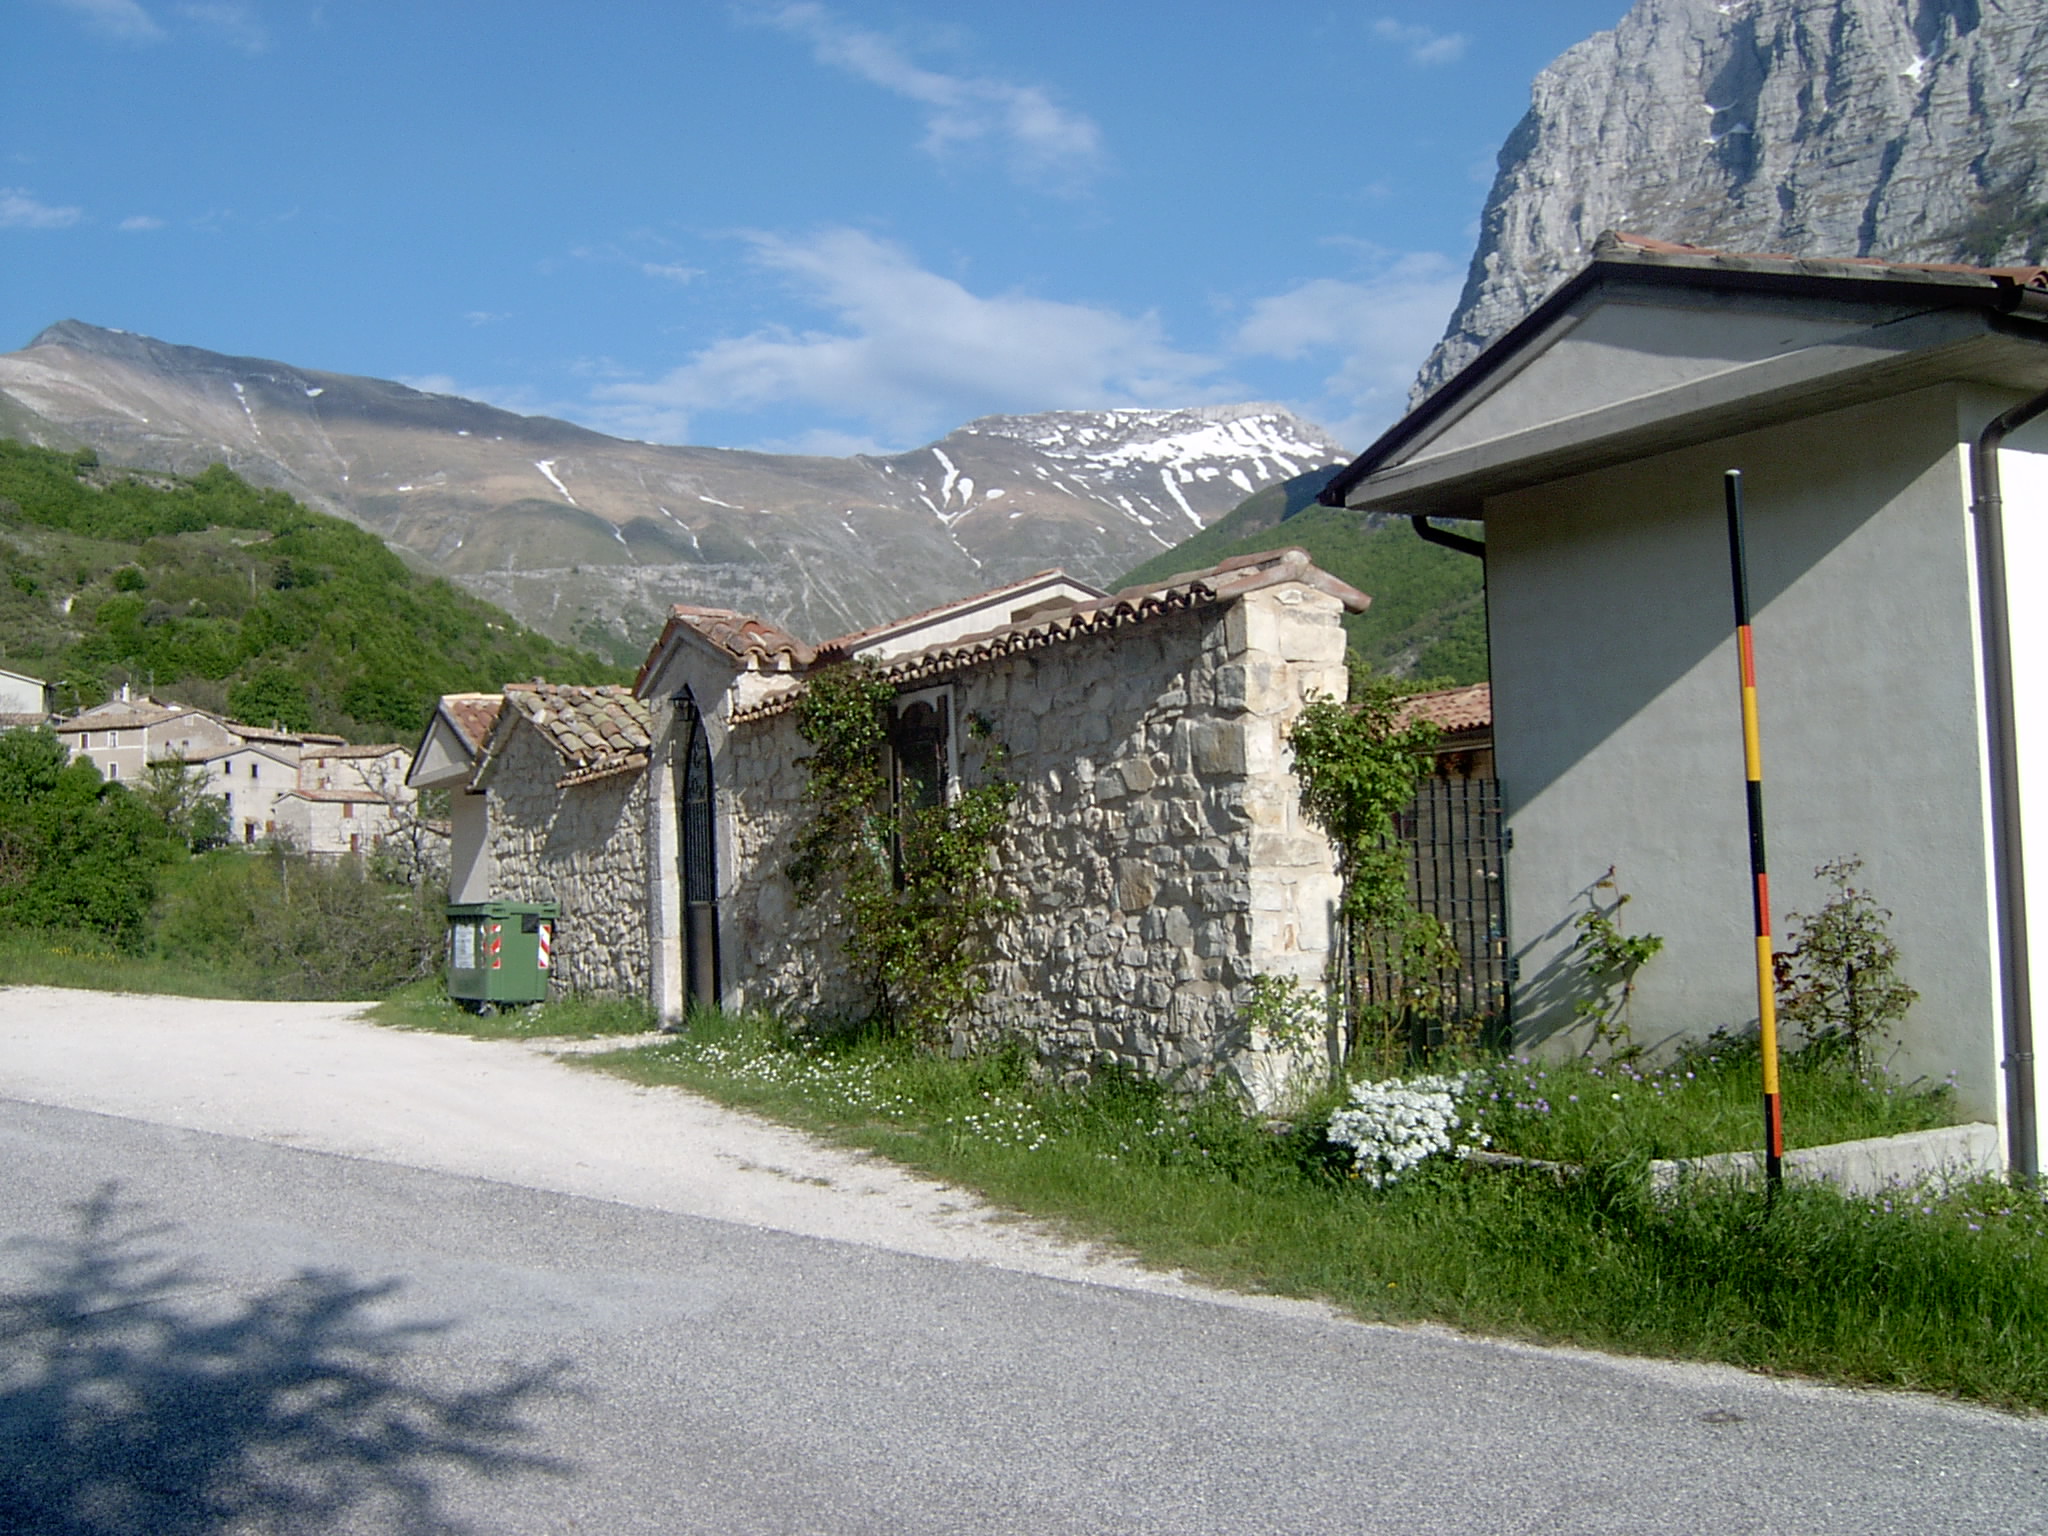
890, 692, 951, 812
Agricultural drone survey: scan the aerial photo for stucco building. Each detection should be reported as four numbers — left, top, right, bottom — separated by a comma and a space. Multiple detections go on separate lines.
1320, 232, 2048, 1173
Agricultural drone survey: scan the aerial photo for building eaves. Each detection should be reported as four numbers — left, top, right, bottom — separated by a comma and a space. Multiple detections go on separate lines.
1320, 230, 2048, 515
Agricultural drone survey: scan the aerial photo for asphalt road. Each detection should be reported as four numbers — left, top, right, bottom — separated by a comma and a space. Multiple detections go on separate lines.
1, 1002, 2045, 1532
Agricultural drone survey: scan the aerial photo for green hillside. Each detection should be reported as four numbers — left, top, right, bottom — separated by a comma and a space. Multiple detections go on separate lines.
1119, 468, 1489, 684
0, 439, 626, 740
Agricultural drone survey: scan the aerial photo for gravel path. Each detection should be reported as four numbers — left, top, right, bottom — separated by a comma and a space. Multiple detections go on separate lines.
0, 985, 1326, 1315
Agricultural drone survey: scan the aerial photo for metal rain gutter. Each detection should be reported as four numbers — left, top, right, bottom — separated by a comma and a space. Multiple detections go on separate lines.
1970, 386, 2048, 1182
1411, 515, 1485, 559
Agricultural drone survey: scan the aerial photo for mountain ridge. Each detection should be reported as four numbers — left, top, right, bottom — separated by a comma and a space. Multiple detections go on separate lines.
1416, 0, 2048, 399
0, 322, 1346, 659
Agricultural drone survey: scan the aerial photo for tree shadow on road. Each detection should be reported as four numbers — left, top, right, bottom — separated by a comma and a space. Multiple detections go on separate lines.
0, 1186, 573, 1535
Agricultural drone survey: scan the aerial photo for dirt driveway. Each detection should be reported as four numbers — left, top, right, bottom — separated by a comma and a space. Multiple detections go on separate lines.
0, 985, 1326, 1313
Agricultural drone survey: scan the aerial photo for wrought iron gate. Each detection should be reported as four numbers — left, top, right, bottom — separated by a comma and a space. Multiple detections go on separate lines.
1352, 776, 1510, 1052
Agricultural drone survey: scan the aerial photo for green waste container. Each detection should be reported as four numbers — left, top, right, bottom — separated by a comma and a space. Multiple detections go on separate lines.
446, 900, 558, 1007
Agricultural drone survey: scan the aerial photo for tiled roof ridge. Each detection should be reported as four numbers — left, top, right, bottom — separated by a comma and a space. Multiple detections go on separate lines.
301, 742, 405, 758
635, 606, 816, 691
1597, 230, 2048, 291
729, 548, 1368, 726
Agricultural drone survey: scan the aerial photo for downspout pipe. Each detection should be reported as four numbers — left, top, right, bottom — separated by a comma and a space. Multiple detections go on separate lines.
1971, 387, 2048, 1182
1411, 514, 1486, 559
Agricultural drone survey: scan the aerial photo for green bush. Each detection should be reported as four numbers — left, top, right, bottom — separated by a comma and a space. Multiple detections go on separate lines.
150, 848, 443, 999
0, 727, 177, 944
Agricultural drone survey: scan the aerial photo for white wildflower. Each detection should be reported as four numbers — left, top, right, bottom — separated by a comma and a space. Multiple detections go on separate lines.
1326, 1072, 1482, 1187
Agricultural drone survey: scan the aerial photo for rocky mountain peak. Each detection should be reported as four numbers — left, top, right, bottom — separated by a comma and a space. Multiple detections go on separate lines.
1416, 0, 2048, 398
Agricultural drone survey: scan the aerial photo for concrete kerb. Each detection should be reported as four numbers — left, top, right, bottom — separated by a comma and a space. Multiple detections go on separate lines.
1647, 1121, 2001, 1197
1461, 1122, 2003, 1198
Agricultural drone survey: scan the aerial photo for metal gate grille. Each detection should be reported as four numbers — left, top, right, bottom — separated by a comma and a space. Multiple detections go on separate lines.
1352, 777, 1510, 1052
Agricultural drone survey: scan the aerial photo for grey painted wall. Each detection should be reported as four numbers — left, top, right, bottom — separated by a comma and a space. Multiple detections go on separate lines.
1485, 384, 2005, 1124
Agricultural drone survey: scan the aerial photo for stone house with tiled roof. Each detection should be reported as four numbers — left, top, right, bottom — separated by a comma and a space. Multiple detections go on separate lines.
459, 683, 655, 997
635, 548, 1362, 1105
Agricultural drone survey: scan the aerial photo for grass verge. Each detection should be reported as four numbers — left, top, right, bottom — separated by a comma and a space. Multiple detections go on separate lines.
587, 1009, 2048, 1412
1475, 1043, 1955, 1163
368, 978, 659, 1041
0, 926, 259, 999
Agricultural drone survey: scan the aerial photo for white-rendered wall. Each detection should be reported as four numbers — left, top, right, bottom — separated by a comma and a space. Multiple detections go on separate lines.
1989, 419, 2048, 1169
1487, 387, 2003, 1124
449, 792, 490, 903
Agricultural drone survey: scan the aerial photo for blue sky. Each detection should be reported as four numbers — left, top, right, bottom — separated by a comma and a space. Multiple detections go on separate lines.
4, 1, 1629, 454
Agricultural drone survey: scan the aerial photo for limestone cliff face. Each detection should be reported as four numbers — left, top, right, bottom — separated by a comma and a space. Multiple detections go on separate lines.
1417, 0, 2048, 398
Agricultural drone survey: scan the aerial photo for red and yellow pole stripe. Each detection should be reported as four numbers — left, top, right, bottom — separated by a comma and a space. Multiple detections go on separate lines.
1725, 470, 1784, 1189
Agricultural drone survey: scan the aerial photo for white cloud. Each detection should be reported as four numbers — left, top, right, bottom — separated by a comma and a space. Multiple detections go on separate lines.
177, 1, 267, 53
591, 227, 1217, 446
641, 262, 703, 285
118, 213, 165, 231
757, 4, 1102, 187
463, 311, 509, 327
1234, 252, 1464, 445
1371, 18, 1466, 66
0, 188, 84, 229
48, 0, 164, 43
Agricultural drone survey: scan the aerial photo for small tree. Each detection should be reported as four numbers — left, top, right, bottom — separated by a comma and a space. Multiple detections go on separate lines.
1774, 856, 1916, 1069
1569, 867, 1662, 1058
140, 758, 230, 852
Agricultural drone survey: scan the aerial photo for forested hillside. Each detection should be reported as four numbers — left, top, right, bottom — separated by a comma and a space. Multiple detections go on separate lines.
0, 440, 624, 740
1119, 468, 1488, 685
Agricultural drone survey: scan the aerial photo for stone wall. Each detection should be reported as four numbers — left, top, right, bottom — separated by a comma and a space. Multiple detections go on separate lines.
488, 722, 649, 998
715, 581, 1348, 1101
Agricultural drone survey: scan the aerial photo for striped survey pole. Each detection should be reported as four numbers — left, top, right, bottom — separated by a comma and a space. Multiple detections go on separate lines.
1725, 469, 1785, 1190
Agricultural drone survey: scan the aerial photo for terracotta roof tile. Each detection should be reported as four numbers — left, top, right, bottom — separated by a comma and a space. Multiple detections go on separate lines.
636, 606, 815, 692
497, 683, 654, 787
302, 743, 405, 760
1397, 681, 1491, 734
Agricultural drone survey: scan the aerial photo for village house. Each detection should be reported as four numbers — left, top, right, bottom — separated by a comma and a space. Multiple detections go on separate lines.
1319, 231, 2048, 1175
0, 666, 51, 729
55, 695, 244, 784
410, 683, 653, 997
629, 550, 1363, 1102
52, 692, 417, 856
420, 554, 1364, 1100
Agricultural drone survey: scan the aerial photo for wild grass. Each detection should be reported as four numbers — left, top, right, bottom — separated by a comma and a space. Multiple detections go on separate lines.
369, 977, 659, 1041
0, 925, 256, 998
1475, 1042, 1956, 1164
591, 1008, 2048, 1412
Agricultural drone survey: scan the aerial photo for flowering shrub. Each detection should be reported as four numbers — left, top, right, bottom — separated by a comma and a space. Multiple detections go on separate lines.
1326, 1072, 1487, 1186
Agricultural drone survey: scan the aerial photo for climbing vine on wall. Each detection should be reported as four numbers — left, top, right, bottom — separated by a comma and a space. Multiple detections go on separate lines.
791, 661, 1016, 1046
1286, 671, 1458, 1067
